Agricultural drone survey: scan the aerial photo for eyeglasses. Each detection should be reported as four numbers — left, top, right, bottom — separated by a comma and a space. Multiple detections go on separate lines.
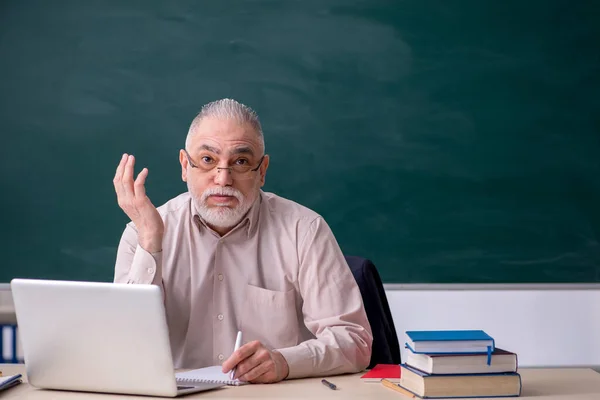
183, 149, 265, 180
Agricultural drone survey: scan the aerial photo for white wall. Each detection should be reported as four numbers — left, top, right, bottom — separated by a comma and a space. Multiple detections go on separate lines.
386, 288, 600, 367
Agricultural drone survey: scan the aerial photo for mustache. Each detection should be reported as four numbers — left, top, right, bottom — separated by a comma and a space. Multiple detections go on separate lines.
200, 187, 244, 203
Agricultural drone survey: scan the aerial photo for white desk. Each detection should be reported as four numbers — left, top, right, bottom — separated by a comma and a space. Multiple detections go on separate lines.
1, 364, 600, 399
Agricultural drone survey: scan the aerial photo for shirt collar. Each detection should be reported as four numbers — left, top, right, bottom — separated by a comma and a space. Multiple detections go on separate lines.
192, 190, 262, 238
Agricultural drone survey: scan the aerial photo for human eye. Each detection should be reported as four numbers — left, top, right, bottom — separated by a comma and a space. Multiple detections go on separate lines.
200, 155, 215, 164
234, 158, 249, 166
231, 158, 251, 172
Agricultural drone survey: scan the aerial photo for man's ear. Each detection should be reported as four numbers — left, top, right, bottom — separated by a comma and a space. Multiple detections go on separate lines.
259, 155, 269, 187
179, 150, 188, 182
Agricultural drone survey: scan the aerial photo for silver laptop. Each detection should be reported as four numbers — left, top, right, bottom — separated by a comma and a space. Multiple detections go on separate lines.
10, 278, 223, 397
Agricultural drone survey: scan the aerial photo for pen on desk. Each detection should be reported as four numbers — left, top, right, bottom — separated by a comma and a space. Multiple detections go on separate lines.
321, 379, 337, 390
230, 331, 243, 380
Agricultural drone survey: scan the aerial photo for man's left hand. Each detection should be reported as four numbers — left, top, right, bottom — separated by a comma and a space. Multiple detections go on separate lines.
221, 340, 289, 383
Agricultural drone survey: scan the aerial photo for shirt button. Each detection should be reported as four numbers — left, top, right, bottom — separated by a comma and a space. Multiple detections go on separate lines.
217, 314, 224, 321
218, 274, 224, 281
218, 354, 224, 361
147, 268, 154, 274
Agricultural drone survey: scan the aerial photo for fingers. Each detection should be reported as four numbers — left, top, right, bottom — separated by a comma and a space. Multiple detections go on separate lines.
113, 153, 128, 183
233, 350, 262, 380
222, 341, 260, 373
114, 153, 149, 202
237, 351, 276, 383
113, 153, 128, 199
240, 362, 272, 383
221, 341, 282, 383
122, 154, 136, 199
246, 350, 288, 383
114, 153, 151, 214
134, 168, 148, 199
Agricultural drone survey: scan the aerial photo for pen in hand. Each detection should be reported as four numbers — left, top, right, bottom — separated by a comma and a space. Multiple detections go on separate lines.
230, 331, 243, 380
321, 379, 337, 390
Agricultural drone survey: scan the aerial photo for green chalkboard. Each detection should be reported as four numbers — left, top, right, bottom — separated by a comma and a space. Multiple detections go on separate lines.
1, 0, 599, 283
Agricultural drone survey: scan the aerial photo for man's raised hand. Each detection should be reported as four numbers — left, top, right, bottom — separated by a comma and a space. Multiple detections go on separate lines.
113, 153, 164, 253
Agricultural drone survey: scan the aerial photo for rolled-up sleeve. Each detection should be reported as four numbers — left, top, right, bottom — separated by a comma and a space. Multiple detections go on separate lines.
114, 223, 164, 289
277, 217, 373, 379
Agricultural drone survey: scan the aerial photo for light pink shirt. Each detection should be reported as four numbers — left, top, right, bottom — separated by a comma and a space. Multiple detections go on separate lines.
114, 191, 373, 379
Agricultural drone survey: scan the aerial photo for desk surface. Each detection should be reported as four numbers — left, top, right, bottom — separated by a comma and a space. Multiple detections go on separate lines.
1, 364, 600, 399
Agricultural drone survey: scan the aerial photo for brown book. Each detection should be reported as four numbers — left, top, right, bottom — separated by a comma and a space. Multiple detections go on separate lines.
406, 347, 518, 375
399, 364, 521, 398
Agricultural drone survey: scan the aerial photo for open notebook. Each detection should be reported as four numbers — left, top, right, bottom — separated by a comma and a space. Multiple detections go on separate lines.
176, 366, 248, 386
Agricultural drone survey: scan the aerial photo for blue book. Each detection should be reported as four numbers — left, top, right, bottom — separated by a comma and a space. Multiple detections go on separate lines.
399, 364, 521, 399
405, 330, 495, 355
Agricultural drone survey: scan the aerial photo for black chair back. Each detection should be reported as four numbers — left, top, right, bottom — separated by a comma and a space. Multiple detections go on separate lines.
345, 255, 401, 368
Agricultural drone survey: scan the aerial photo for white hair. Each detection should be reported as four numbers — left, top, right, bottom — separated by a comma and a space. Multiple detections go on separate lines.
185, 98, 265, 153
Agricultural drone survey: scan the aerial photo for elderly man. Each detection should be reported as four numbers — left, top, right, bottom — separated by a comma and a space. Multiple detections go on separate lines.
113, 99, 372, 383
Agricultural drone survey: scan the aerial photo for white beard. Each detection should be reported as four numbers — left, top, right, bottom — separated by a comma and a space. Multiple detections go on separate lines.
190, 185, 255, 229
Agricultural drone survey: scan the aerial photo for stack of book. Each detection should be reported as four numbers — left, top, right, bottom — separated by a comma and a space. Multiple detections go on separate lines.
399, 330, 521, 398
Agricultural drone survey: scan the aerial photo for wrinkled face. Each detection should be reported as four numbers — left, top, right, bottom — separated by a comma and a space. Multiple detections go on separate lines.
179, 117, 269, 233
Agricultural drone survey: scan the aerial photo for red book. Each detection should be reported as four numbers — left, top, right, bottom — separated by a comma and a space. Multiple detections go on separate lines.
360, 364, 401, 383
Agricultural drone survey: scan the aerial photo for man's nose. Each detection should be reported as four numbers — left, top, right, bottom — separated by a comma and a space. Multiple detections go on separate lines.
213, 166, 233, 186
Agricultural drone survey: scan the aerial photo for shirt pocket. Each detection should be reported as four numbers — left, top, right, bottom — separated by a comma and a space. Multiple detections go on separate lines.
240, 284, 299, 349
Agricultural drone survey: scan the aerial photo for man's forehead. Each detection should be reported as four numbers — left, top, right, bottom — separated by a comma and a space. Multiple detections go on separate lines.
189, 119, 261, 155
